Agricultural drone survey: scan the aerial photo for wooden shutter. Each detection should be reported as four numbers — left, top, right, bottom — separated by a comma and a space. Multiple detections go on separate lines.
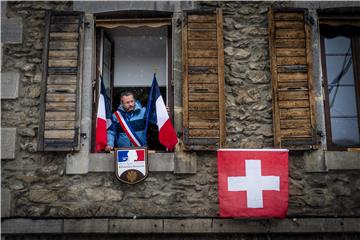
38, 11, 84, 151
182, 9, 226, 151
269, 9, 319, 150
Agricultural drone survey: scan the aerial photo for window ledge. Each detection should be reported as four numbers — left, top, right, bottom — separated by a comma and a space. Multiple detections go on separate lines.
325, 151, 360, 170
89, 152, 174, 172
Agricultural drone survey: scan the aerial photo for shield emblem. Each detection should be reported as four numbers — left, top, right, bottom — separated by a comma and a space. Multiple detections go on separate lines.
114, 147, 148, 184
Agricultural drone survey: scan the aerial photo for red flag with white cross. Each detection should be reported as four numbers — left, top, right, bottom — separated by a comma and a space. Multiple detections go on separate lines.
217, 149, 288, 218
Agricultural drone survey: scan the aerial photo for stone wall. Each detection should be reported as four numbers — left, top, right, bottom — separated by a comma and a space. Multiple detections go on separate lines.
1, 0, 360, 220
219, 1, 273, 149
3, 233, 360, 240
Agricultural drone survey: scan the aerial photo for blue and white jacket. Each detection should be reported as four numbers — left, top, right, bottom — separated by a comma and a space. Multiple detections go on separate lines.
107, 101, 147, 148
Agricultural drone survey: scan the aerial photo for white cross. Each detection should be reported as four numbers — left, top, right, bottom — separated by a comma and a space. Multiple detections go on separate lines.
228, 160, 280, 208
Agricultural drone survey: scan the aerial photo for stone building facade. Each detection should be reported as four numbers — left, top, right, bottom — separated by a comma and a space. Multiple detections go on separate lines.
1, 1, 360, 239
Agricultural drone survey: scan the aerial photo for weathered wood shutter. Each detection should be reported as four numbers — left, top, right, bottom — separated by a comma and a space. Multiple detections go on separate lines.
182, 9, 226, 151
269, 9, 319, 150
38, 11, 84, 151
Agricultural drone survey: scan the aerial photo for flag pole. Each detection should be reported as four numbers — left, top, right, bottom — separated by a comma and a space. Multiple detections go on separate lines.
144, 73, 156, 145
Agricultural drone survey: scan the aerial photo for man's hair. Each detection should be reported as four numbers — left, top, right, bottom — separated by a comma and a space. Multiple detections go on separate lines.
120, 91, 134, 100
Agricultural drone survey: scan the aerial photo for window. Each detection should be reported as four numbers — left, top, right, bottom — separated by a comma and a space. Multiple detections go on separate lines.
320, 24, 360, 150
91, 17, 173, 152
39, 9, 226, 157
38, 9, 226, 173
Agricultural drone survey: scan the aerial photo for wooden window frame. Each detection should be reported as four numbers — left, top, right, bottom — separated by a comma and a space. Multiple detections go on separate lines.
91, 17, 174, 153
320, 25, 360, 151
90, 28, 115, 153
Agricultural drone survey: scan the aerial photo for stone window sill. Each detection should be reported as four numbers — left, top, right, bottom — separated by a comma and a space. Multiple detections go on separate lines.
325, 151, 360, 170
89, 152, 175, 172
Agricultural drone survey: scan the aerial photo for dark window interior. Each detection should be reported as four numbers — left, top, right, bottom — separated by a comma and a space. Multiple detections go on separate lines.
112, 87, 167, 151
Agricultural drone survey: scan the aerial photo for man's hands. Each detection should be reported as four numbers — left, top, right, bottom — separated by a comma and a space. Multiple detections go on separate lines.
105, 145, 113, 152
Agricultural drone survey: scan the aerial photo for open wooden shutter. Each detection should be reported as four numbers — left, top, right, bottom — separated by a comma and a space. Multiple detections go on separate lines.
182, 9, 226, 151
38, 11, 84, 151
269, 9, 319, 150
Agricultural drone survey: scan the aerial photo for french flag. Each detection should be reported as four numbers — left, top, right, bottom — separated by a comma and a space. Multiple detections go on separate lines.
117, 150, 145, 162
145, 75, 178, 151
95, 77, 112, 152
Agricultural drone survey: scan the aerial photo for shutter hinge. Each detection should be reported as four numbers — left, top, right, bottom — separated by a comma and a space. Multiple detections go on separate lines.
84, 21, 91, 28
305, 14, 315, 26
321, 80, 326, 101
80, 133, 87, 140
176, 18, 183, 28
183, 128, 189, 144
178, 15, 187, 28
317, 130, 325, 138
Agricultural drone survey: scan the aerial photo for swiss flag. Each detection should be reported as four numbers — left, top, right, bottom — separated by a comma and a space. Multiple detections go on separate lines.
217, 149, 288, 218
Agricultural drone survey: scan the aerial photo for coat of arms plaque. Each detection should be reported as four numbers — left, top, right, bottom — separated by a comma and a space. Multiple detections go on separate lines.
114, 147, 148, 184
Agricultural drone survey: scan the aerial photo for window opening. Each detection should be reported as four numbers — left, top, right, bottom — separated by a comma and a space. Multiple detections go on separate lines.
321, 25, 360, 149
93, 18, 173, 152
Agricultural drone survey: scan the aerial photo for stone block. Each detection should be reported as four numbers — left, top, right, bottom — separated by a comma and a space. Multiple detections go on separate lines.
74, 1, 166, 13
73, 1, 196, 14
291, 1, 320, 9
1, 18, 23, 44
1, 219, 62, 234
163, 219, 212, 233
325, 151, 360, 170
149, 153, 174, 172
174, 107, 182, 134
1, 128, 16, 159
64, 219, 108, 233
172, 16, 183, 108
109, 219, 163, 233
212, 219, 269, 233
1, 72, 20, 99
1, 1, 7, 18
304, 150, 326, 172
65, 150, 90, 174
343, 218, 360, 232
269, 218, 343, 233
88, 152, 174, 172
173, 69, 182, 107
174, 152, 197, 174
65, 13, 94, 175
319, 1, 360, 9
1, 188, 11, 218
89, 153, 114, 172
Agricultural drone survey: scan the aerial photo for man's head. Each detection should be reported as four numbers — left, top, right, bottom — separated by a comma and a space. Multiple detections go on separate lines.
120, 91, 135, 112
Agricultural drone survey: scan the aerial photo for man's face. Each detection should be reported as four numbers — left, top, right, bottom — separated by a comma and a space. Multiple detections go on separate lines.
121, 94, 135, 112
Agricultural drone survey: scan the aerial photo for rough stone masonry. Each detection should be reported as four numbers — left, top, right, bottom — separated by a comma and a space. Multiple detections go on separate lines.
1, 0, 360, 222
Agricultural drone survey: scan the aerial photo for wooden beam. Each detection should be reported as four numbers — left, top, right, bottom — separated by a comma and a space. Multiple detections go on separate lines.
217, 8, 226, 148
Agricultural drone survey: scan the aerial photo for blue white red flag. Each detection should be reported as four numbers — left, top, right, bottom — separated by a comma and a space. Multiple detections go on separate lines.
117, 149, 145, 162
95, 77, 112, 152
145, 75, 178, 150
